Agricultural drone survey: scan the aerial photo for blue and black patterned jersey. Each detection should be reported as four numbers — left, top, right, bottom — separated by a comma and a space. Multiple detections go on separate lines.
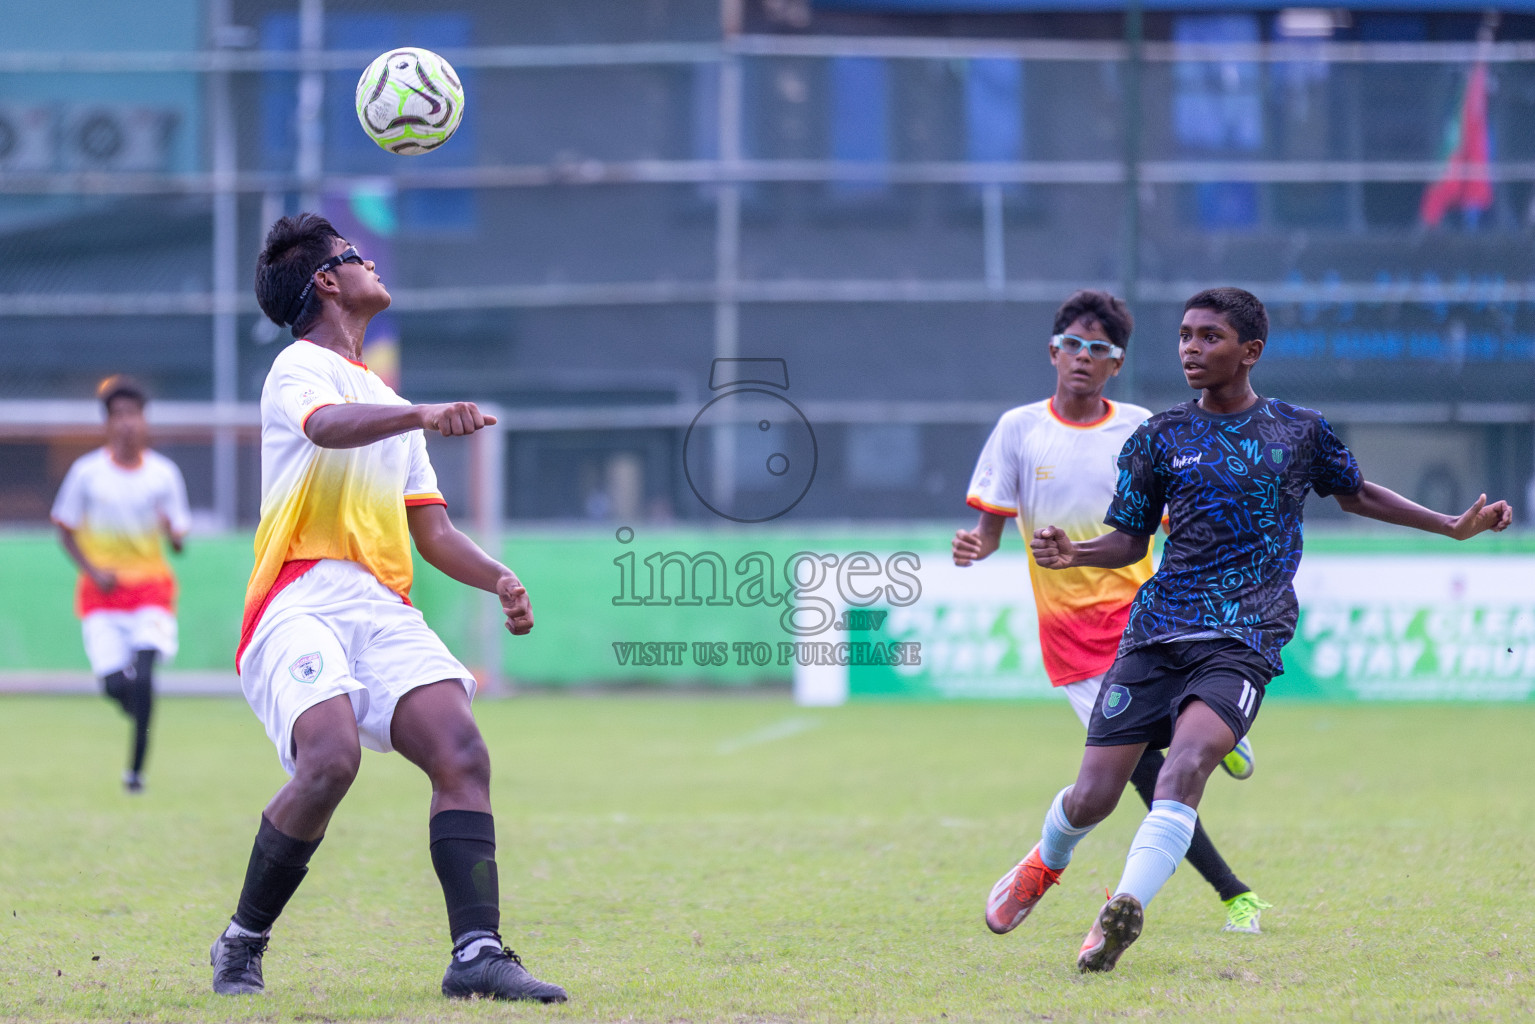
1104, 398, 1362, 674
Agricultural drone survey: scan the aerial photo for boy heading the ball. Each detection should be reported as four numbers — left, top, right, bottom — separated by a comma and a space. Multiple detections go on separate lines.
1015, 287, 1512, 973
210, 213, 565, 1003
953, 290, 1271, 938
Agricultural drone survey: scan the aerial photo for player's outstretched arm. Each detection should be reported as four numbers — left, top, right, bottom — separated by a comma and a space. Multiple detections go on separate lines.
407, 503, 533, 635
1030, 525, 1149, 570
55, 523, 116, 592
1335, 482, 1513, 540
953, 512, 1007, 566
304, 401, 498, 449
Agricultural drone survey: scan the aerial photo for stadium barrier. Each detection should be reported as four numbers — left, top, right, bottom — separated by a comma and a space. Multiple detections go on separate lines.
836, 546, 1535, 704
1, 528, 1531, 701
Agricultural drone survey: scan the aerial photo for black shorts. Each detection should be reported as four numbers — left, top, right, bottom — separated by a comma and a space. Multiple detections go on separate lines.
1085, 639, 1272, 750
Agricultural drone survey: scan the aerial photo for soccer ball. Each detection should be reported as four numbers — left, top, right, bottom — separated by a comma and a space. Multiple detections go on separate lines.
355, 47, 464, 155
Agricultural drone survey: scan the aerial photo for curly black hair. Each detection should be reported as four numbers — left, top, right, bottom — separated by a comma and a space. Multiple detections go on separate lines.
1051, 290, 1134, 349
1184, 287, 1269, 343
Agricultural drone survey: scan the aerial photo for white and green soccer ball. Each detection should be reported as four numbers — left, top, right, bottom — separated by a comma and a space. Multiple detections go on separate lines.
355, 47, 464, 155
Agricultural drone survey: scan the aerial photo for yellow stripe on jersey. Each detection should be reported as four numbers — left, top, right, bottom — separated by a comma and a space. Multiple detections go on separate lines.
1020, 512, 1152, 685
73, 527, 172, 583
243, 446, 418, 628
241, 340, 447, 668
966, 398, 1155, 687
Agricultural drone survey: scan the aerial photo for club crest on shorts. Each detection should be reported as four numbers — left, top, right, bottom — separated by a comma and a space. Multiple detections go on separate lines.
1103, 683, 1132, 718
289, 652, 323, 684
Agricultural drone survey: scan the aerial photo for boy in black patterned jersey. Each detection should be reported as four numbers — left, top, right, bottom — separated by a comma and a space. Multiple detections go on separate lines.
1019, 287, 1512, 974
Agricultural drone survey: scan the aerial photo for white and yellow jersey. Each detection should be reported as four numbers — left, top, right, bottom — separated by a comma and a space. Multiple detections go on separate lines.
51, 448, 190, 616
966, 398, 1154, 687
238, 340, 444, 665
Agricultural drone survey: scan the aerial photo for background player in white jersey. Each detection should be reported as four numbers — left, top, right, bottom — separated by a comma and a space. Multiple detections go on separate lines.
52, 375, 190, 794
952, 290, 1271, 936
209, 214, 565, 1003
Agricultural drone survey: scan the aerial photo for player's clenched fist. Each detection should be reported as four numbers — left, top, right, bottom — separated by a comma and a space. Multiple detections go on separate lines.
1030, 525, 1076, 569
420, 401, 498, 437
1448, 493, 1514, 540
497, 572, 534, 635
952, 528, 990, 567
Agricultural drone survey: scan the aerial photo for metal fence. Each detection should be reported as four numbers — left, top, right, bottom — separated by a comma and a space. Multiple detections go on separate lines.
2, 0, 1532, 526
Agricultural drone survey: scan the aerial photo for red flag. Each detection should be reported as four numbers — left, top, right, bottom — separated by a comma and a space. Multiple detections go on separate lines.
1420, 63, 1492, 226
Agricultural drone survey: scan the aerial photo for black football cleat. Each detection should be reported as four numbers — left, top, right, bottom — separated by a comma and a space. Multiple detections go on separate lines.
1077, 893, 1144, 974
210, 930, 267, 995
442, 944, 568, 1003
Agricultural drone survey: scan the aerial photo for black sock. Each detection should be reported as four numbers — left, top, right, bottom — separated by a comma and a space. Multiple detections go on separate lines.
232, 815, 324, 934
429, 810, 500, 944
102, 670, 131, 712
1128, 748, 1249, 902
126, 650, 156, 775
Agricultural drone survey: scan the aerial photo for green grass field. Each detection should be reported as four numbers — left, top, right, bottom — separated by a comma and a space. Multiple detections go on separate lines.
1, 694, 1532, 1023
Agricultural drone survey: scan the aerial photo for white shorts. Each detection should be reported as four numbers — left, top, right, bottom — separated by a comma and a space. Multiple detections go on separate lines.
1062, 673, 1107, 728
81, 607, 178, 677
237, 559, 475, 776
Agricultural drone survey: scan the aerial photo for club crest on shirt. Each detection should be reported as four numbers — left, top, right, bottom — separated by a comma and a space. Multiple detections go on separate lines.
1262, 442, 1291, 470
1103, 683, 1132, 718
289, 652, 323, 684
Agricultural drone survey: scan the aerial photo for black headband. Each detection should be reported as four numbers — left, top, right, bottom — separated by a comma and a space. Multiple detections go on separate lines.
282, 246, 361, 327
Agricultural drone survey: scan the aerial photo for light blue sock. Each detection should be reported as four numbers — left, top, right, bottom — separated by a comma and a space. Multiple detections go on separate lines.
1038, 786, 1094, 871
1114, 799, 1198, 907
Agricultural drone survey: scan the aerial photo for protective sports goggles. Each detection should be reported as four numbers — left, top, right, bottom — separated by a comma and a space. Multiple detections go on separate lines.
283, 246, 366, 326
1051, 333, 1124, 361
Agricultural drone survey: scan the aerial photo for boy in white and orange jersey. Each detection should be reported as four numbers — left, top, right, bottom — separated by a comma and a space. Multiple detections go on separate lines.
52, 375, 190, 794
209, 214, 565, 1004
952, 290, 1271, 937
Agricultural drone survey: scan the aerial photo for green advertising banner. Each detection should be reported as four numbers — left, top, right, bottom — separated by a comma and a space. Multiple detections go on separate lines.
0, 527, 943, 688
2, 528, 1531, 702
1284, 554, 1535, 700
845, 546, 1535, 703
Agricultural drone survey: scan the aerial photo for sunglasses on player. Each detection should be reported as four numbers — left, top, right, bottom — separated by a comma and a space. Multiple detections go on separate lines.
1051, 333, 1124, 361
283, 246, 367, 326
